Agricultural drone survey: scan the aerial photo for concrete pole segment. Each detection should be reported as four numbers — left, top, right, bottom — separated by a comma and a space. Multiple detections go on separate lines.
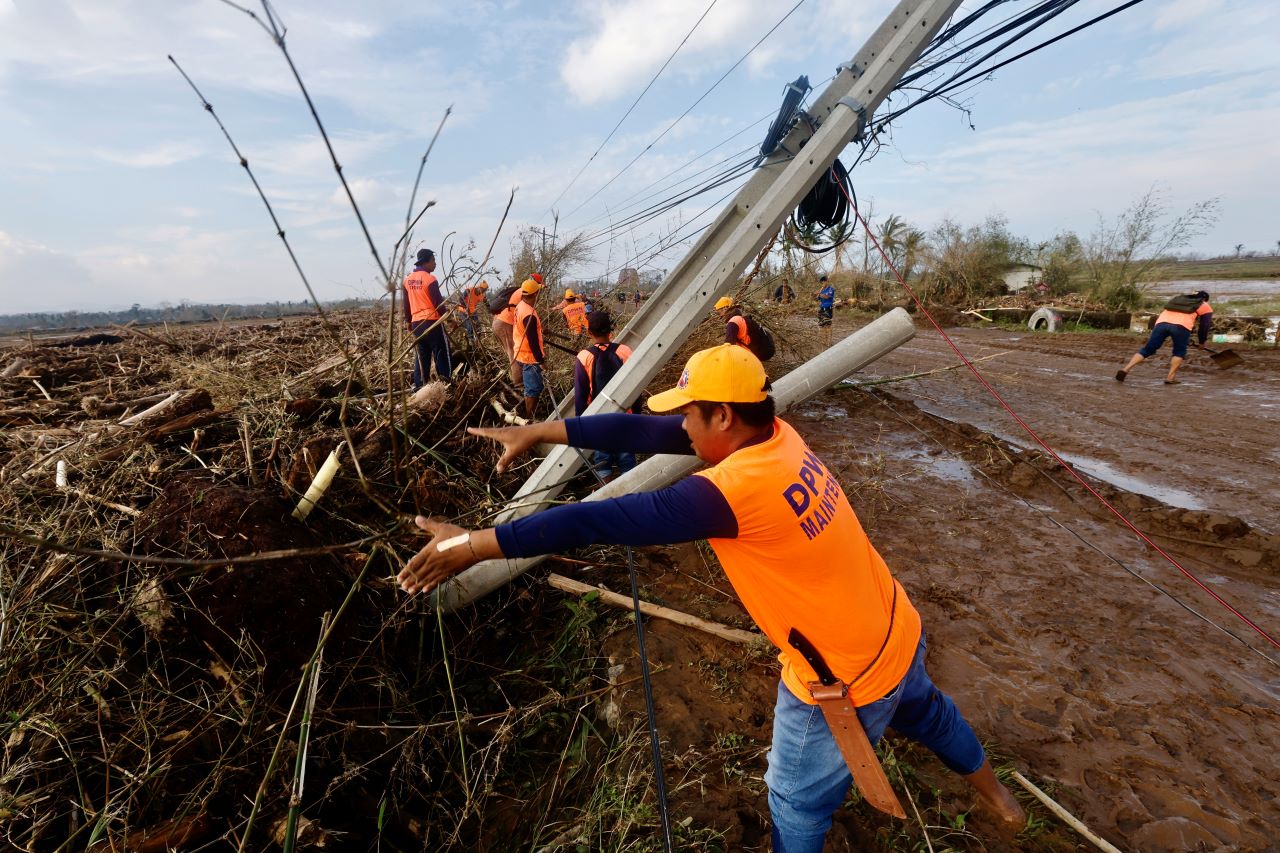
433, 307, 915, 612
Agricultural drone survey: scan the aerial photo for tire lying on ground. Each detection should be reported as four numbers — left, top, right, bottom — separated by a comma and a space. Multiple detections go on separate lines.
1028, 307, 1063, 332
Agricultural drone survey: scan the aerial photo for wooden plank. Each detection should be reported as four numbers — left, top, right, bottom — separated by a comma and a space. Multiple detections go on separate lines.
547, 573, 762, 645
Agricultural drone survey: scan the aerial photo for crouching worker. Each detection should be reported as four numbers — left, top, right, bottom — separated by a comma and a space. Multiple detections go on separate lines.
1116, 290, 1213, 385
399, 344, 1025, 850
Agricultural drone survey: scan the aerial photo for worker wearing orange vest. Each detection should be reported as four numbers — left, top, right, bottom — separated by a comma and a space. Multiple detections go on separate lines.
402, 249, 452, 388
493, 273, 542, 386
574, 311, 635, 479
456, 281, 488, 343
400, 345, 1025, 848
1116, 290, 1214, 385
560, 289, 589, 337
511, 277, 546, 419
716, 296, 752, 349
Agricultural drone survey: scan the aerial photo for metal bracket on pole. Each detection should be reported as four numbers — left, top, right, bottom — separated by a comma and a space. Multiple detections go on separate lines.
834, 97, 868, 142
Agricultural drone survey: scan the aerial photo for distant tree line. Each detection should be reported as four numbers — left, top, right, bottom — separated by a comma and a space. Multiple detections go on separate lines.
0, 297, 376, 334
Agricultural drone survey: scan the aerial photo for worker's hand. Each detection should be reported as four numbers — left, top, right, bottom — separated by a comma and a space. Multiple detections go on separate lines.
399, 516, 476, 595
468, 424, 541, 473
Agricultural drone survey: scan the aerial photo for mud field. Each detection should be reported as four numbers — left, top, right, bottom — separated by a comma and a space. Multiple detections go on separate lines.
1, 307, 1276, 851
591, 312, 1280, 851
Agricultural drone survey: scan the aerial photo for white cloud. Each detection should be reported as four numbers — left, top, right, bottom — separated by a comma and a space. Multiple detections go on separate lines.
93, 142, 206, 168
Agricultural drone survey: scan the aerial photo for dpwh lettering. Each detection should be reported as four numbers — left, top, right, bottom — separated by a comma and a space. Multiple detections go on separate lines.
781, 451, 842, 541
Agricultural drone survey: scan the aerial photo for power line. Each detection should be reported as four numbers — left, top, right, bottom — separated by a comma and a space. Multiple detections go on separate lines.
563, 0, 809, 222
547, 0, 720, 216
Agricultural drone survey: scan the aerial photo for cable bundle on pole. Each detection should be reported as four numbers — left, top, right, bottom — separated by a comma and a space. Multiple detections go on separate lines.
788, 158, 854, 254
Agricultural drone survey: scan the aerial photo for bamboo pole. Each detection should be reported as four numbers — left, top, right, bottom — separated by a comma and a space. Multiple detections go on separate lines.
1010, 771, 1122, 853
547, 574, 762, 646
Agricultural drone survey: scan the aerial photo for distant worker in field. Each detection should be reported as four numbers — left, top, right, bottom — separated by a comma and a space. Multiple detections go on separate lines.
560, 289, 589, 337
402, 249, 452, 388
399, 344, 1026, 849
1115, 290, 1213, 385
491, 273, 542, 387
716, 296, 776, 362
573, 310, 635, 480
816, 275, 836, 347
773, 282, 795, 304
634, 290, 643, 309
511, 277, 547, 419
457, 280, 488, 343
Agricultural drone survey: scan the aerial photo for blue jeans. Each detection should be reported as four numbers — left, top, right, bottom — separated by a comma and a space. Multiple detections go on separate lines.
765, 634, 985, 853
521, 363, 544, 398
410, 320, 452, 388
591, 449, 636, 479
1139, 321, 1191, 359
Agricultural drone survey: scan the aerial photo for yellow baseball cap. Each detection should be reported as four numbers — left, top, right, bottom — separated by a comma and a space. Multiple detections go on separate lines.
647, 344, 768, 413
478, 280, 489, 290
714, 296, 735, 310
564, 288, 576, 299
520, 278, 542, 294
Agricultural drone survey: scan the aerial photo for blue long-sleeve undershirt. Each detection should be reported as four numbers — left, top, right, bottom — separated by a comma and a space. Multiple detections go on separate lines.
1197, 311, 1213, 345
494, 413, 738, 556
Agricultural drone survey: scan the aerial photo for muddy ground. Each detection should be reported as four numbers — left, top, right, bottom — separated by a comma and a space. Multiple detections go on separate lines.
3, 307, 1277, 851
590, 310, 1280, 851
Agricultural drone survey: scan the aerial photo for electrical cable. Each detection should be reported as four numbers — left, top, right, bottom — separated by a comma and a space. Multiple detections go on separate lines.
547, 0, 721, 217
563, 0, 809, 221
789, 157, 854, 254
560, 449, 674, 850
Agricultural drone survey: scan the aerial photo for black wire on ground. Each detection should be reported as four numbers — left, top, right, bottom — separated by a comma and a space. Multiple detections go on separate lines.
565, 445, 675, 851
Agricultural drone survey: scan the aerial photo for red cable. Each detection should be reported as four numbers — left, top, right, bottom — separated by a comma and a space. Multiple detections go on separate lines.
834, 175, 1279, 651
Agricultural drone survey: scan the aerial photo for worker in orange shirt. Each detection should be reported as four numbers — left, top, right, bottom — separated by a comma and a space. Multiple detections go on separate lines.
456, 280, 489, 343
511, 277, 546, 419
493, 273, 542, 386
560, 289, 589, 337
1115, 290, 1213, 385
399, 344, 1024, 849
401, 249, 451, 388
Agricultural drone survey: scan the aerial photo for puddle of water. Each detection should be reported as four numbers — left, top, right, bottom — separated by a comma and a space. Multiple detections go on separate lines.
875, 440, 983, 492
1054, 452, 1206, 511
797, 402, 846, 420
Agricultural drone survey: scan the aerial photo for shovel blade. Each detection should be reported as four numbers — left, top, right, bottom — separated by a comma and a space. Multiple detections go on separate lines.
1210, 349, 1243, 369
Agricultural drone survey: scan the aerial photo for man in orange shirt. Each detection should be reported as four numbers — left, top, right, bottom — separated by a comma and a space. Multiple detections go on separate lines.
511, 277, 546, 419
1116, 290, 1213, 385
560, 289, 589, 337
456, 280, 488, 343
399, 345, 1024, 849
401, 249, 451, 388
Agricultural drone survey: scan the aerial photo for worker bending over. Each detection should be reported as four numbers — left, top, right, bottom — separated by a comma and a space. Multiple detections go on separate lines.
1116, 290, 1213, 385
559, 289, 589, 337
399, 344, 1024, 850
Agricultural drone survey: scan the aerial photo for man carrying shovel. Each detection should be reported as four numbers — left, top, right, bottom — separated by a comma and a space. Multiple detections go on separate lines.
398, 344, 1024, 850
1115, 290, 1213, 385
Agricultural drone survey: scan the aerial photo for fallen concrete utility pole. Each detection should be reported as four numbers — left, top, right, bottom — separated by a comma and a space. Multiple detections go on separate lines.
504, 0, 962, 524
434, 307, 915, 612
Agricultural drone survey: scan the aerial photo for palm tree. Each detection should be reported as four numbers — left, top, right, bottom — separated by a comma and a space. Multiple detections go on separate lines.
1234, 243, 1245, 258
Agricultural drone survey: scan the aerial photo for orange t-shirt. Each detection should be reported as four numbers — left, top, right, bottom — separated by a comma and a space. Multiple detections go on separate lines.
403, 270, 442, 322
1155, 301, 1212, 331
726, 315, 751, 347
563, 301, 588, 334
695, 419, 922, 706
462, 287, 485, 313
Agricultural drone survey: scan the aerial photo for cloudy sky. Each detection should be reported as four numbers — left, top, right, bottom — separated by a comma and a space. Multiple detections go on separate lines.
1, 0, 1276, 313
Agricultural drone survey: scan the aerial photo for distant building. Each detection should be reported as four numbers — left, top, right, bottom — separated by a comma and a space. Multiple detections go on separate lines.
1002, 262, 1043, 292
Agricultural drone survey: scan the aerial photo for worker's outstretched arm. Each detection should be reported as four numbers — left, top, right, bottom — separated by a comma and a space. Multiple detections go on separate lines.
468, 414, 692, 473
